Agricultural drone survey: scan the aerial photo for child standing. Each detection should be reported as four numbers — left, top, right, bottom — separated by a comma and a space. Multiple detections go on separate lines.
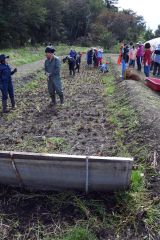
136, 42, 144, 71
0, 54, 17, 113
129, 46, 137, 68
121, 44, 129, 79
143, 43, 152, 77
97, 48, 103, 66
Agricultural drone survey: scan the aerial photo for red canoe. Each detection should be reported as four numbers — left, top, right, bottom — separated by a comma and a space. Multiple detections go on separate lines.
145, 77, 160, 91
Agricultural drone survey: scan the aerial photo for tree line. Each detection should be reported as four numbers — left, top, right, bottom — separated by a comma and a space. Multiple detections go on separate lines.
0, 0, 159, 48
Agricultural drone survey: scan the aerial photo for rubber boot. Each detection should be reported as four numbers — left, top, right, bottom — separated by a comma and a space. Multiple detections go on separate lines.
10, 97, 16, 109
2, 100, 9, 113
59, 94, 64, 104
50, 95, 56, 106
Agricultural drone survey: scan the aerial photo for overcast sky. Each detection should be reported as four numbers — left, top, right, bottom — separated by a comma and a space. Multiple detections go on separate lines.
117, 0, 160, 31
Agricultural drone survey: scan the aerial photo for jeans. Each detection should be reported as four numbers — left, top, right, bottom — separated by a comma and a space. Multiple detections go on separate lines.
122, 59, 126, 79
144, 65, 150, 77
129, 60, 135, 68
137, 56, 142, 71
153, 62, 160, 76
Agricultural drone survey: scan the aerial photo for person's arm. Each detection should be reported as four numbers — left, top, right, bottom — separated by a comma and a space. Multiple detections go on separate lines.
143, 52, 146, 65
44, 60, 47, 73
44, 61, 51, 77
11, 68, 17, 75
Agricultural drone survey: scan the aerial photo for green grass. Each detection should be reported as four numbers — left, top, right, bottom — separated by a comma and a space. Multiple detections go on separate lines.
23, 80, 39, 90
1, 47, 44, 66
57, 227, 96, 240
131, 169, 145, 192
45, 137, 70, 152
0, 44, 88, 66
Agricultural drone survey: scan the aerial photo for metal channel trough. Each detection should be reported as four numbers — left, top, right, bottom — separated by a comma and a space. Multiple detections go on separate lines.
0, 151, 133, 192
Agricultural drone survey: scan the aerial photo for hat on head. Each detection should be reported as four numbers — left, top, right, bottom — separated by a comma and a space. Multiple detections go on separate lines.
45, 46, 56, 53
0, 54, 9, 61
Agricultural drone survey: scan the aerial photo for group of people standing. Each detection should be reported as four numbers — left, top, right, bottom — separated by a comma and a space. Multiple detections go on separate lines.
86, 47, 104, 67
0, 44, 111, 113
119, 41, 160, 79
86, 47, 109, 73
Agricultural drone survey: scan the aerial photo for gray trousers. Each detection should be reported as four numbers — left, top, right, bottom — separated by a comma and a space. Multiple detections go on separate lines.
48, 76, 63, 97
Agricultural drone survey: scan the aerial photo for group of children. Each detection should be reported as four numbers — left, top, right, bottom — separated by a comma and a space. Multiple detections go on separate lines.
118, 41, 160, 79
86, 47, 109, 73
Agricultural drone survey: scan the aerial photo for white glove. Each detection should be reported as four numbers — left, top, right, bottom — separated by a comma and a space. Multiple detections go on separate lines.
46, 72, 51, 77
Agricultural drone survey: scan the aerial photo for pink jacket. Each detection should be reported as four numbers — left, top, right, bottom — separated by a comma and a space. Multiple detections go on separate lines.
129, 49, 137, 60
137, 45, 144, 57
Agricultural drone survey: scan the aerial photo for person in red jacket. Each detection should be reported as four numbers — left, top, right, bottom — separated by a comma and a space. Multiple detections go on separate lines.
143, 43, 152, 77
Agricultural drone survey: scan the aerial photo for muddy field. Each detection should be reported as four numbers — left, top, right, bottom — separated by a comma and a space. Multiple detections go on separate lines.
0, 61, 116, 157
0, 58, 159, 240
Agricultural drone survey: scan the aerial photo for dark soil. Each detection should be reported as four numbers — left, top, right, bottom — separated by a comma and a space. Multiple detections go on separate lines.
0, 62, 115, 157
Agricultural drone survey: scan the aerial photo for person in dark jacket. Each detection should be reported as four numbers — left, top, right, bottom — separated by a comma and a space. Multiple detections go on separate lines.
44, 46, 64, 106
93, 48, 98, 67
63, 56, 76, 76
121, 44, 129, 79
0, 54, 17, 113
75, 52, 82, 73
87, 49, 93, 67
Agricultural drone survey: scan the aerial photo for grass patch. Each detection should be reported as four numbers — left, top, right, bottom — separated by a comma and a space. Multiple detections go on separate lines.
2, 47, 44, 66
45, 137, 70, 152
23, 80, 39, 91
16, 71, 44, 93
57, 227, 96, 240
1, 44, 88, 66
131, 169, 145, 192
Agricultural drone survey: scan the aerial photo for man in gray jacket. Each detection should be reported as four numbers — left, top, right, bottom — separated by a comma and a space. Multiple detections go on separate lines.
44, 46, 64, 105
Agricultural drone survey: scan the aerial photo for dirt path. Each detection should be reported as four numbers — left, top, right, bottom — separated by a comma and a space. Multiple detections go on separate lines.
14, 59, 45, 78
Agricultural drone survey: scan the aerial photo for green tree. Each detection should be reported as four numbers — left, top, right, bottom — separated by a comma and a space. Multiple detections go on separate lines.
144, 28, 155, 41
0, 0, 46, 47
93, 8, 146, 43
155, 25, 160, 38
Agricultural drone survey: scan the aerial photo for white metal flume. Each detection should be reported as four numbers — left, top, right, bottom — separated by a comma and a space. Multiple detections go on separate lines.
145, 37, 160, 50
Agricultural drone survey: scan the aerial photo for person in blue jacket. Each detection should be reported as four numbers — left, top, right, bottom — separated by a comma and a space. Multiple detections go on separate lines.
0, 54, 17, 113
69, 49, 77, 60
